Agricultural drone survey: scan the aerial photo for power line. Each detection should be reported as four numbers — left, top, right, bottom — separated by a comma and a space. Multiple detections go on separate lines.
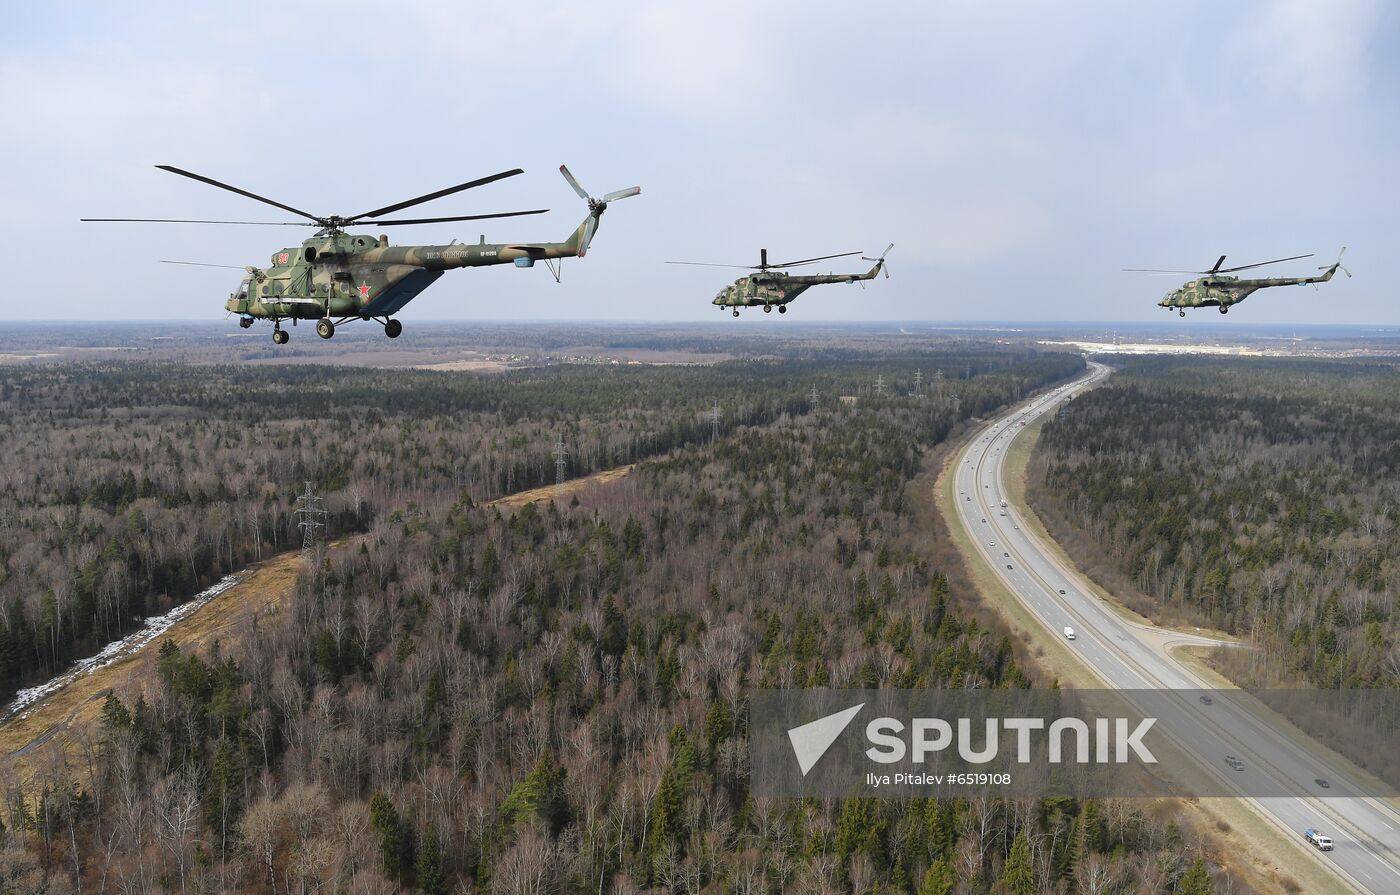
710, 399, 721, 442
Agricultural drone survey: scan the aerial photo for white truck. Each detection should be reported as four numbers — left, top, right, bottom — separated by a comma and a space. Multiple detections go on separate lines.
1000, 499, 1008, 507
1304, 828, 1333, 851
1063, 626, 1076, 640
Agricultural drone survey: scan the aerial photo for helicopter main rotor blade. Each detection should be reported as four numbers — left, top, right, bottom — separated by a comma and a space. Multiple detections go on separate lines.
159, 260, 248, 269
767, 250, 863, 268
1216, 253, 1313, 273
1121, 267, 1208, 273
663, 261, 760, 269
82, 217, 312, 225
351, 168, 526, 221
603, 186, 641, 202
368, 208, 549, 226
155, 165, 321, 221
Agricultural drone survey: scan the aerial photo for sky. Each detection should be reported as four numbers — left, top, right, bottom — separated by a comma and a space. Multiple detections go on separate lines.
2, 0, 1397, 325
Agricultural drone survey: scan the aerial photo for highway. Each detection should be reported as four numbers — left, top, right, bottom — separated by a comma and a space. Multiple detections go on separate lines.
951, 361, 1400, 894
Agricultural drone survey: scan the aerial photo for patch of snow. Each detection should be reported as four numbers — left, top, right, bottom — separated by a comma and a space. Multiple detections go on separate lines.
2, 573, 244, 723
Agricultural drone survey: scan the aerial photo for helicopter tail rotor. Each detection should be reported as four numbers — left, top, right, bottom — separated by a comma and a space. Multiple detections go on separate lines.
1320, 246, 1351, 278
861, 243, 895, 278
560, 165, 641, 257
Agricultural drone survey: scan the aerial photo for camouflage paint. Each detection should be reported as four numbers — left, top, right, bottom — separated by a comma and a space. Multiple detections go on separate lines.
711, 257, 890, 313
1158, 260, 1343, 315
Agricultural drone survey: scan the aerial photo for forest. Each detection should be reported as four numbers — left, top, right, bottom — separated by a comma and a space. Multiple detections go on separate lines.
0, 346, 1246, 893
0, 350, 1049, 701
1031, 355, 1400, 690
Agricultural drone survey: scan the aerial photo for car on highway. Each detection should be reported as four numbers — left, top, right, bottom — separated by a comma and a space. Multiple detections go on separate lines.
1006, 564, 1013, 569
1224, 755, 1245, 771
1003, 552, 1010, 557
1314, 778, 1330, 789
1304, 829, 1333, 851
981, 518, 986, 523
1199, 695, 1213, 705
1058, 589, 1066, 594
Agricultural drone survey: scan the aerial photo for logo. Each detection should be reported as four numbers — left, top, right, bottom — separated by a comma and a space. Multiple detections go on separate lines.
787, 703, 864, 776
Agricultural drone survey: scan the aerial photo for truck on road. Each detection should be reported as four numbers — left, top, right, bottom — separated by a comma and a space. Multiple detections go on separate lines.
1063, 626, 1076, 640
1304, 829, 1332, 851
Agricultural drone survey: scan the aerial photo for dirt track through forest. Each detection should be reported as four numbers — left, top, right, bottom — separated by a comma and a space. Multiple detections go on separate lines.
0, 464, 633, 777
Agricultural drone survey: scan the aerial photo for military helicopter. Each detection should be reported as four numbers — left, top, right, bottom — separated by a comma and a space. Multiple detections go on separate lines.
1125, 248, 1349, 317
666, 244, 893, 316
84, 165, 639, 343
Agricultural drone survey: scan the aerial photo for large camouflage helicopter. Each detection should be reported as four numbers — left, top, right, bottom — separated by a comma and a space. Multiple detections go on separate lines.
667, 244, 893, 316
84, 165, 639, 343
1125, 248, 1349, 317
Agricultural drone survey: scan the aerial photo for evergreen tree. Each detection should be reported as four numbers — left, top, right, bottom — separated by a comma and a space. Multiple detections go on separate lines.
370, 792, 407, 881
998, 828, 1035, 895
416, 825, 446, 895
1177, 857, 1214, 895
917, 856, 956, 895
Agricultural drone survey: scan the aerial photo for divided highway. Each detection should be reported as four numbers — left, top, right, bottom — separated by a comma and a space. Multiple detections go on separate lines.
950, 361, 1400, 894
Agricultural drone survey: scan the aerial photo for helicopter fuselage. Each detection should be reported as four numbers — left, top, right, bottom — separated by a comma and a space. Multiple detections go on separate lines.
226, 223, 589, 322
1159, 266, 1339, 313
711, 263, 884, 310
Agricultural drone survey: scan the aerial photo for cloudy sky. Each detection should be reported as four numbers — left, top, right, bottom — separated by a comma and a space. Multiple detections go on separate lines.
3, 1, 1396, 324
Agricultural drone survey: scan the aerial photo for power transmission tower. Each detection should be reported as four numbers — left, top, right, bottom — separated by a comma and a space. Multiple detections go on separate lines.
553, 434, 568, 488
294, 482, 327, 552
809, 383, 819, 411
913, 368, 923, 396
874, 374, 886, 396
710, 399, 721, 442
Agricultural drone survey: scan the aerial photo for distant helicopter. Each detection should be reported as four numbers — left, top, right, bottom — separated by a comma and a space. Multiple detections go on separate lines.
667, 244, 893, 316
1125, 248, 1349, 317
84, 165, 639, 343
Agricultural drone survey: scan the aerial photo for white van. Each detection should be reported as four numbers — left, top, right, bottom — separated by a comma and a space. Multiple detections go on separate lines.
1063, 627, 1076, 640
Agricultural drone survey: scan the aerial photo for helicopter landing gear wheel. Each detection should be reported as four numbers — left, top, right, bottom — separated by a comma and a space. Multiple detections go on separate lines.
272, 328, 289, 345
778, 305, 787, 314
1219, 305, 1228, 314
763, 305, 772, 314
732, 309, 740, 318
1179, 310, 1186, 318
316, 318, 335, 339
384, 318, 403, 339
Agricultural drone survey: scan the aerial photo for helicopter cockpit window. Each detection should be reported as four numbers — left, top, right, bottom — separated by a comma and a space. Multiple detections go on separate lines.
234, 279, 250, 301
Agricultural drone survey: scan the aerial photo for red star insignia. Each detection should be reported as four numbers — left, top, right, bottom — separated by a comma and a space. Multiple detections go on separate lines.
358, 283, 371, 301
